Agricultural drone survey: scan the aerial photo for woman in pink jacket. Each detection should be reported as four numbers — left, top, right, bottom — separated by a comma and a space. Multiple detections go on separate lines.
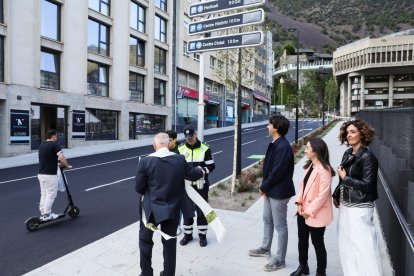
291, 138, 335, 276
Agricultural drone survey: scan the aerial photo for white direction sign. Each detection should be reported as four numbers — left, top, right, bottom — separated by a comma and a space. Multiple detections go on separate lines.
187, 31, 263, 53
189, 0, 265, 17
188, 9, 264, 35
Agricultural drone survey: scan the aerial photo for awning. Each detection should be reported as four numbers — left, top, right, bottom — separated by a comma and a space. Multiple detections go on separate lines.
253, 93, 270, 103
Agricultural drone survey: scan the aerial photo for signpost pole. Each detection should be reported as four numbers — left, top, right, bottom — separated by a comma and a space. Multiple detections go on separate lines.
198, 52, 205, 142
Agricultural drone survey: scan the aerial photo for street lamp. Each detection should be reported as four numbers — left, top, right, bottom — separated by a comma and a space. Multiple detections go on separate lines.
280, 77, 284, 107
288, 27, 300, 144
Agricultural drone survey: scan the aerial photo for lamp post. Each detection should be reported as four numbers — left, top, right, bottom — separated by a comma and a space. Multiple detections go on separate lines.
288, 27, 300, 144
280, 77, 284, 107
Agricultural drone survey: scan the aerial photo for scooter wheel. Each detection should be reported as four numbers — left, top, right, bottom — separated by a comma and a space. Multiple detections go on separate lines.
68, 207, 80, 218
26, 217, 40, 232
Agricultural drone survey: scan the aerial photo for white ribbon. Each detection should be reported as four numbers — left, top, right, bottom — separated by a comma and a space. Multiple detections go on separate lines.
141, 184, 227, 243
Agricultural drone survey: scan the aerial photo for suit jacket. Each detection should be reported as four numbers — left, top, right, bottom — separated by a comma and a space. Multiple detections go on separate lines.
260, 136, 295, 199
135, 147, 203, 224
295, 162, 333, 228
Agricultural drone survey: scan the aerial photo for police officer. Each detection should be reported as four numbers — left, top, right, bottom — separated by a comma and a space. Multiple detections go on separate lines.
179, 125, 215, 247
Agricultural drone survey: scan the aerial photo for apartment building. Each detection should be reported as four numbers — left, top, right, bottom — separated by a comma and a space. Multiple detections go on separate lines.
333, 29, 414, 116
173, 0, 272, 131
0, 0, 173, 156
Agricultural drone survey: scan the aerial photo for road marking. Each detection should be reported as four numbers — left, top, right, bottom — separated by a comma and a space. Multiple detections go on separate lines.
0, 175, 37, 184
0, 155, 142, 185
243, 128, 266, 134
212, 151, 223, 155
85, 176, 134, 192
243, 128, 254, 132
206, 135, 233, 142
248, 155, 265, 160
242, 140, 256, 146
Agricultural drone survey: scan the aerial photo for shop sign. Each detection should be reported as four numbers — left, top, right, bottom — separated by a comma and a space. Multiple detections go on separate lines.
10, 109, 30, 144
72, 110, 85, 139
179, 87, 209, 101
253, 92, 270, 103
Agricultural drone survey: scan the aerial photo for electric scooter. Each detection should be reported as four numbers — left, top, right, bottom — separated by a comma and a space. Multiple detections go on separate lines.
25, 165, 80, 231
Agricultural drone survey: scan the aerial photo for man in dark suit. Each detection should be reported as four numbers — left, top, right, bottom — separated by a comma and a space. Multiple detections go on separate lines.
249, 115, 295, 272
136, 133, 204, 276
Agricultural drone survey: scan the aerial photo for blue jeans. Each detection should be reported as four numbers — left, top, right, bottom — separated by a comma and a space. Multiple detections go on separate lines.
261, 197, 290, 263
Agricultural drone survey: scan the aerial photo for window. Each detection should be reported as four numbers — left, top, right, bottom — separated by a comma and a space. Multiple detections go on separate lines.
0, 0, 3, 23
193, 53, 200, 62
0, 36, 3, 82
40, 50, 60, 89
129, 113, 165, 139
89, 0, 110, 16
155, 15, 167, 43
88, 19, 109, 56
178, 71, 187, 86
210, 56, 216, 69
130, 1, 145, 33
183, 42, 190, 57
87, 61, 109, 97
154, 47, 166, 74
212, 85, 218, 95
129, 37, 145, 67
218, 60, 224, 71
41, 0, 61, 41
155, 0, 167, 12
129, 72, 144, 102
154, 79, 166, 105
86, 108, 118, 140
206, 85, 211, 94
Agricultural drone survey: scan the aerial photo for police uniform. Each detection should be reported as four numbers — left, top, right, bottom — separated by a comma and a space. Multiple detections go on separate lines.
179, 126, 215, 247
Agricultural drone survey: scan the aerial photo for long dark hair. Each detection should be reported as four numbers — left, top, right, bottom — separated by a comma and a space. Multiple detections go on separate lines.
304, 138, 335, 176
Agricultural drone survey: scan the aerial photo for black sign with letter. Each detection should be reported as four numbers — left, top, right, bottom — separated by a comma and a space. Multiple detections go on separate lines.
189, 0, 265, 17
10, 109, 30, 144
72, 110, 85, 139
188, 31, 262, 53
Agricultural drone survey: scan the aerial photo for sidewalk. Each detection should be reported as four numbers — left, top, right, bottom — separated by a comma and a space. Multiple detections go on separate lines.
24, 121, 393, 276
0, 121, 267, 170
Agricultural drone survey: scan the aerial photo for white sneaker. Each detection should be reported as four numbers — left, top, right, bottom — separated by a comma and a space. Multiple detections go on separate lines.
40, 213, 59, 221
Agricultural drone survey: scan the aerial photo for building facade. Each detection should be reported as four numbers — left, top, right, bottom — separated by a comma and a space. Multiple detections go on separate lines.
0, 0, 173, 156
333, 30, 414, 116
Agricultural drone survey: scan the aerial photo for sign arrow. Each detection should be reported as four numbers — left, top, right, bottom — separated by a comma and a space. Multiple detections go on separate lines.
189, 0, 265, 17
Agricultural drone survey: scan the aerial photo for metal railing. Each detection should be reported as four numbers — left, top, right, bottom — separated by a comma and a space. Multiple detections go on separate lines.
273, 61, 333, 76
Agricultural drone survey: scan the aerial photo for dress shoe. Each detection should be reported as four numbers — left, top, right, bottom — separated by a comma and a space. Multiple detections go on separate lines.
199, 234, 207, 247
290, 264, 309, 276
179, 234, 193, 246
160, 271, 164, 276
315, 273, 326, 276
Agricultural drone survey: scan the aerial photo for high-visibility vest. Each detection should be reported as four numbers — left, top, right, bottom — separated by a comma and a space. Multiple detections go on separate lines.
178, 143, 209, 164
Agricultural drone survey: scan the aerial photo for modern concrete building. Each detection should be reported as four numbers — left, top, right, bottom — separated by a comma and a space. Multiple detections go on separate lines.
172, 0, 272, 131
333, 29, 414, 116
0, 0, 173, 156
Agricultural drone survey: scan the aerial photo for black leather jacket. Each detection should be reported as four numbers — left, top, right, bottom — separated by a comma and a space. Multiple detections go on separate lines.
333, 147, 378, 204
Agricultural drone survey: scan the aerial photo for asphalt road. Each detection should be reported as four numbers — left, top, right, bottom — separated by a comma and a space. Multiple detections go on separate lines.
0, 119, 322, 276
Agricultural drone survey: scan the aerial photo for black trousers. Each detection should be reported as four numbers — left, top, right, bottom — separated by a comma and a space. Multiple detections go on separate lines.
182, 184, 208, 236
139, 215, 179, 276
297, 215, 327, 273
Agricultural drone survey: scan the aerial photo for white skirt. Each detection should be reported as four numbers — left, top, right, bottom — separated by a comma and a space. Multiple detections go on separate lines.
338, 205, 384, 276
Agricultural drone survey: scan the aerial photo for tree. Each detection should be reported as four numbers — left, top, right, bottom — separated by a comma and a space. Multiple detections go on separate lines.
324, 76, 339, 118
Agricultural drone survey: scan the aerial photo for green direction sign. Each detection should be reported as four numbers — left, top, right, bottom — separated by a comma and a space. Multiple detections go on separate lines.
188, 9, 264, 35
187, 31, 263, 53
189, 0, 265, 17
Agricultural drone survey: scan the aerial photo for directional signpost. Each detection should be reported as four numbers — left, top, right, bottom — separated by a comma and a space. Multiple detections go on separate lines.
187, 31, 263, 53
188, 9, 264, 35
189, 0, 265, 17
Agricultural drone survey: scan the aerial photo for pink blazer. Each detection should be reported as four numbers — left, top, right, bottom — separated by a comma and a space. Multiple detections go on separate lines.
295, 162, 333, 228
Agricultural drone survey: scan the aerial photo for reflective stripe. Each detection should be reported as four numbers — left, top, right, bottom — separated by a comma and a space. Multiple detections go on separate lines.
199, 230, 207, 234
205, 160, 214, 165
183, 225, 193, 229
204, 167, 209, 174
178, 144, 207, 163
198, 225, 208, 230
184, 230, 193, 234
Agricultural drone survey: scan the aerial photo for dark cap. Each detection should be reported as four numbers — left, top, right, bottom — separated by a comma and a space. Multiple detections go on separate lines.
183, 125, 195, 138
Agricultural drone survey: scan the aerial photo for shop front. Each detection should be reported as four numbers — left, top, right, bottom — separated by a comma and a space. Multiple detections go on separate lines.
206, 94, 221, 129
129, 113, 165, 139
252, 92, 270, 122
176, 86, 208, 132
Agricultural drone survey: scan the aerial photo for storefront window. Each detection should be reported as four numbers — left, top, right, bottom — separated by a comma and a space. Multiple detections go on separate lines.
86, 108, 118, 140
129, 113, 165, 139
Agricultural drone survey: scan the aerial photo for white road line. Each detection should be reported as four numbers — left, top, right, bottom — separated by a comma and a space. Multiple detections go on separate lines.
206, 135, 233, 143
85, 176, 134, 192
212, 151, 223, 155
243, 128, 254, 132
242, 140, 256, 146
0, 155, 142, 185
243, 128, 266, 134
0, 175, 37, 185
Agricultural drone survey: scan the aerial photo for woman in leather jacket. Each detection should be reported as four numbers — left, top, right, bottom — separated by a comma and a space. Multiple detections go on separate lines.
333, 120, 383, 276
